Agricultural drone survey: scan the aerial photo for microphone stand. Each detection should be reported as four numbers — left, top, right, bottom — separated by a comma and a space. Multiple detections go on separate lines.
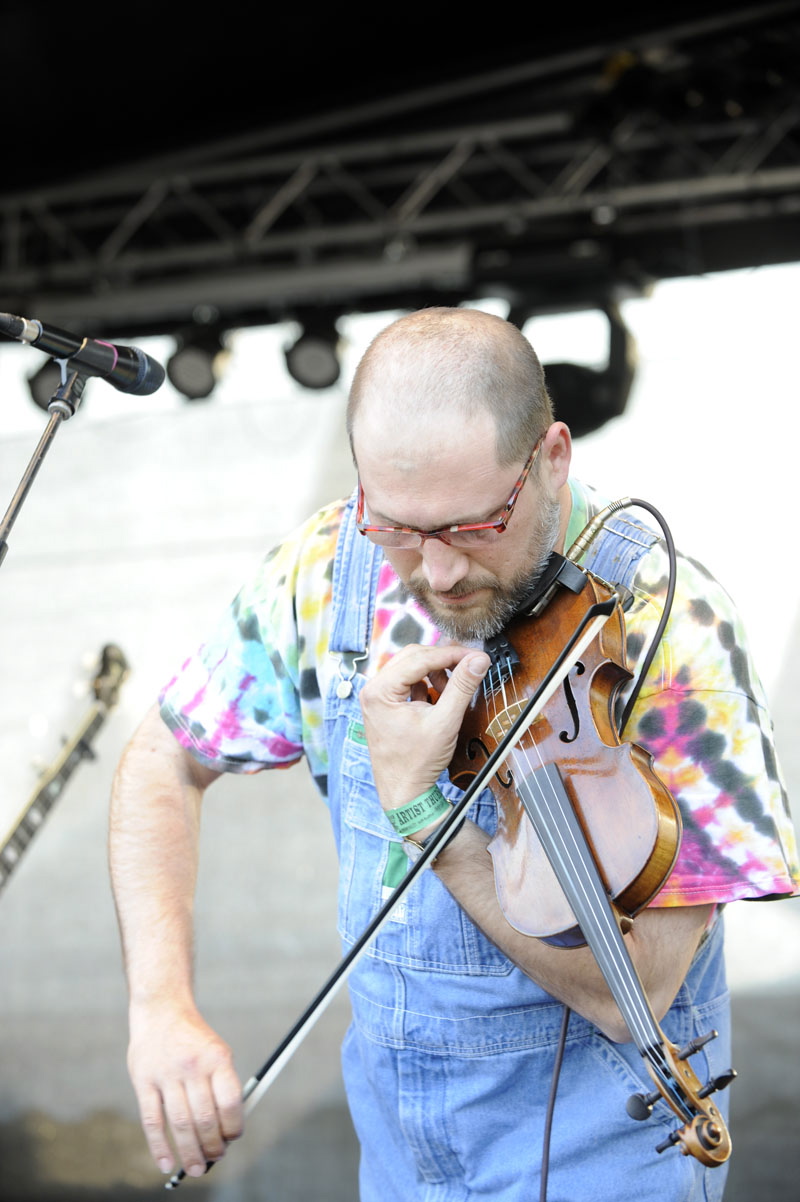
0, 360, 88, 569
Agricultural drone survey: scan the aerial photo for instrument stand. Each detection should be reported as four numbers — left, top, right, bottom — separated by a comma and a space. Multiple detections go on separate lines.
0, 361, 88, 569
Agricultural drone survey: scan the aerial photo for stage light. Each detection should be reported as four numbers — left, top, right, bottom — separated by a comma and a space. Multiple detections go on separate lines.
542, 301, 637, 438
284, 321, 341, 390
167, 329, 228, 401
509, 300, 637, 438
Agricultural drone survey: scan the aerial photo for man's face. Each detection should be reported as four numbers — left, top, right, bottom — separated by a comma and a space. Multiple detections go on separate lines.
355, 412, 564, 642
393, 505, 561, 641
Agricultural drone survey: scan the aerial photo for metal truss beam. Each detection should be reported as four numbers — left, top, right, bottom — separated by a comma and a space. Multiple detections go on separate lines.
1, 2, 798, 338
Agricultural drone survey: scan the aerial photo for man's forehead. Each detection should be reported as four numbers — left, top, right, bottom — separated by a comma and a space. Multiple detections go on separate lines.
352, 395, 499, 458
355, 428, 517, 530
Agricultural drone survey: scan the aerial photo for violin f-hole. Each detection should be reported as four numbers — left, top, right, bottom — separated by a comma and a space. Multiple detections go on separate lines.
467, 737, 513, 788
558, 662, 585, 744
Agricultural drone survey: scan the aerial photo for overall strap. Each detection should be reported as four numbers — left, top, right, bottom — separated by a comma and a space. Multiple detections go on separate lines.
329, 487, 384, 661
579, 509, 661, 589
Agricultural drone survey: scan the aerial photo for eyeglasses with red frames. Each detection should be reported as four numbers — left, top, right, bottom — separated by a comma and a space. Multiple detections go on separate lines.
356, 435, 545, 549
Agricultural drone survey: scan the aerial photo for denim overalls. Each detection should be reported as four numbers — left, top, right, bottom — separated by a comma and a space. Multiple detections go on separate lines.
323, 493, 731, 1202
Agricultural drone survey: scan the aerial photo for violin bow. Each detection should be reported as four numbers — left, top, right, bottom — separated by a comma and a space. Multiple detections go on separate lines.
165, 595, 618, 1189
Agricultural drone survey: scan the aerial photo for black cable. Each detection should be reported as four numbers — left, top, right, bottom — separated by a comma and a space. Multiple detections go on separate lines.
539, 1005, 571, 1202
617, 499, 677, 734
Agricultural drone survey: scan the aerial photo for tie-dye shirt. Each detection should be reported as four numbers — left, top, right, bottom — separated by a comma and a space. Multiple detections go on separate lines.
159, 479, 800, 909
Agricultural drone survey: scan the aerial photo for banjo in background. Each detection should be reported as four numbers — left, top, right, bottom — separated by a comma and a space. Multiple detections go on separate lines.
0, 643, 129, 894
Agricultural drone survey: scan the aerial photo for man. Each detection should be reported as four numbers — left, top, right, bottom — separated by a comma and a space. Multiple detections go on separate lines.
110, 307, 799, 1200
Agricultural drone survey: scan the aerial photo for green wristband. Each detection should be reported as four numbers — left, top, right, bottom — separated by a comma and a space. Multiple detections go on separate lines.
385, 786, 451, 837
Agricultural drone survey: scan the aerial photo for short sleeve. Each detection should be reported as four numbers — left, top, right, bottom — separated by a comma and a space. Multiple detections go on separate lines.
158, 500, 343, 776
623, 546, 800, 907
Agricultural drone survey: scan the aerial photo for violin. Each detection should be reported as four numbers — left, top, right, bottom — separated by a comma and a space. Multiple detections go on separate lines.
448, 557, 734, 1167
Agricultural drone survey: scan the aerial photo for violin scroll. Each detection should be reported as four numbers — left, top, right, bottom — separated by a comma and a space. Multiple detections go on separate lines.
628, 1029, 735, 1167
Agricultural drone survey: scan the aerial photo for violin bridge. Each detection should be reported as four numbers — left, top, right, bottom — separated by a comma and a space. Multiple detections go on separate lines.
487, 700, 533, 741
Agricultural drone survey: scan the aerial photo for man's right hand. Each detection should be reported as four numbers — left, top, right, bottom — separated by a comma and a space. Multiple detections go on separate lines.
127, 1001, 244, 1178
110, 704, 237, 1177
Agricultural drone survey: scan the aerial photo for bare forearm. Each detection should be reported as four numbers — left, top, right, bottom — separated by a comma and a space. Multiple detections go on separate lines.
108, 706, 243, 1177
433, 821, 712, 1042
109, 704, 215, 1006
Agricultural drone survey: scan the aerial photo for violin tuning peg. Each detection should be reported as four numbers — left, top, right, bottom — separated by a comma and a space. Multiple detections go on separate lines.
626, 1088, 662, 1121
655, 1130, 682, 1155
676, 1029, 718, 1060
698, 1069, 737, 1098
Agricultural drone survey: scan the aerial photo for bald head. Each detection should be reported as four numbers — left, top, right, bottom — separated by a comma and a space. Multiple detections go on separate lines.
347, 307, 553, 468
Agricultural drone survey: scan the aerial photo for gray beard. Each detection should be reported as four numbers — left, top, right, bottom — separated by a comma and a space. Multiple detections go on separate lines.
403, 498, 562, 642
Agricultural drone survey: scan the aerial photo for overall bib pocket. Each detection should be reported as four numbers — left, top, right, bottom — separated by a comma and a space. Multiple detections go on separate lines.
336, 723, 515, 976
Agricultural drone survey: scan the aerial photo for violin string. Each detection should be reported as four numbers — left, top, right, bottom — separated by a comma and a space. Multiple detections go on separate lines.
477, 695, 696, 1130
482, 663, 507, 729
479, 609, 709, 1128
485, 662, 507, 714
516, 749, 685, 1107
509, 745, 660, 1055
479, 656, 688, 1108
483, 659, 659, 1060
494, 665, 670, 1080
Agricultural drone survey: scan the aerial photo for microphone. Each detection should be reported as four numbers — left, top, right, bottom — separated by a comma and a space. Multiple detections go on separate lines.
0, 312, 166, 396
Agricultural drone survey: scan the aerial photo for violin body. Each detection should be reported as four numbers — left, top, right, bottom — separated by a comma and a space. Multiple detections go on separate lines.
449, 571, 682, 945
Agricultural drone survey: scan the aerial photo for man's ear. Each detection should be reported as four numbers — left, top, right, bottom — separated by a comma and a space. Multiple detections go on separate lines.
542, 421, 572, 490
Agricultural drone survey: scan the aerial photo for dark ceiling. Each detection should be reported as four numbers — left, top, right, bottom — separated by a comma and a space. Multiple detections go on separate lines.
6, 2, 764, 187
1, 1, 799, 370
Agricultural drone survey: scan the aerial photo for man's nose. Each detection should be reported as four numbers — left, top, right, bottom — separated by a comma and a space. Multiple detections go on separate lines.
418, 538, 471, 592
